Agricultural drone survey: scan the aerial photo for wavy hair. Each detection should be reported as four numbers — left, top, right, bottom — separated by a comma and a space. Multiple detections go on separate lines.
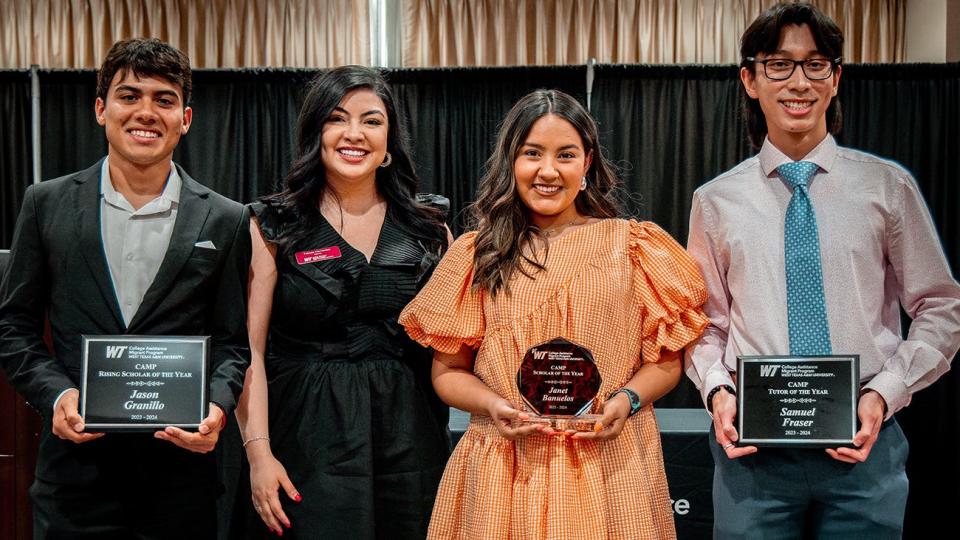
469, 90, 621, 297
266, 66, 447, 253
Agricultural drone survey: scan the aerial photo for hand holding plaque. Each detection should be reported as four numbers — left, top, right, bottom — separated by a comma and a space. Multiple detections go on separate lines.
736, 355, 859, 447
80, 335, 209, 431
514, 337, 602, 432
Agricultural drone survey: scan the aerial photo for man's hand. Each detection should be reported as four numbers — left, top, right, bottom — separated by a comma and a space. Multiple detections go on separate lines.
712, 387, 757, 459
51, 388, 104, 443
154, 403, 226, 453
826, 390, 886, 463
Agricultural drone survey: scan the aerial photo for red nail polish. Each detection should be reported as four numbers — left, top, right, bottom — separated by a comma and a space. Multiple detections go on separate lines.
294, 493, 302, 502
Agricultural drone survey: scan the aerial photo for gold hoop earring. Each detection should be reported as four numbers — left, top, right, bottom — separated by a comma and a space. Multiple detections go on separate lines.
380, 152, 392, 168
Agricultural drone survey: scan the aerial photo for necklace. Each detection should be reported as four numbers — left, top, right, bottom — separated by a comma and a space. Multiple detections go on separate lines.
542, 216, 585, 236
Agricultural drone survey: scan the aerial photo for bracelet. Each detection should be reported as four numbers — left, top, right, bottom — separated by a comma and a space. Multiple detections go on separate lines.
608, 387, 643, 416
706, 384, 736, 414
242, 436, 270, 448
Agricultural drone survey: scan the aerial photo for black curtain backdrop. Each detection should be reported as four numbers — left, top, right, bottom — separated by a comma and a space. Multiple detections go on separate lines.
591, 64, 752, 239
0, 71, 32, 249
2, 63, 957, 538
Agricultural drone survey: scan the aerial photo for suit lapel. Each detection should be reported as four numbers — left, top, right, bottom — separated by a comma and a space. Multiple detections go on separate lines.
73, 159, 126, 329
127, 167, 211, 330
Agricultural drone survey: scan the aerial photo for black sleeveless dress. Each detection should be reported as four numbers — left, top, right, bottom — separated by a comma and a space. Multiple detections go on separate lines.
233, 197, 451, 539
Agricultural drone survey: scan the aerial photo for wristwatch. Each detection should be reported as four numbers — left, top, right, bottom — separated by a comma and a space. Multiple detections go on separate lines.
706, 384, 736, 413
609, 387, 643, 416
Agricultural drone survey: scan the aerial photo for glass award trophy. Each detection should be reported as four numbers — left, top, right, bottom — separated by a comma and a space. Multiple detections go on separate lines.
515, 337, 602, 432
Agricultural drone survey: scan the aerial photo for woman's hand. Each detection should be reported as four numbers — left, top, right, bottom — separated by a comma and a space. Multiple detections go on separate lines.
248, 449, 301, 535
487, 398, 550, 440
572, 393, 631, 441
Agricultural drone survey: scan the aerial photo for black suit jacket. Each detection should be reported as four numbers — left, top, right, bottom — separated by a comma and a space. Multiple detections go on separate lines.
0, 159, 250, 489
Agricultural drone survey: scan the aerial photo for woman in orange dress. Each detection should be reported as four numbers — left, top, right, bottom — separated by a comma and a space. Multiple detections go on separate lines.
399, 89, 709, 540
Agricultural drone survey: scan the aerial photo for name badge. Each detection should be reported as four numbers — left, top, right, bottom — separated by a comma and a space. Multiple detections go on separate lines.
296, 246, 342, 264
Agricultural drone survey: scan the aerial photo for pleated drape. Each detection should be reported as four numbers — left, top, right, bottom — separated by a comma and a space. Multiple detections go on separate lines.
0, 0, 370, 68
401, 0, 905, 66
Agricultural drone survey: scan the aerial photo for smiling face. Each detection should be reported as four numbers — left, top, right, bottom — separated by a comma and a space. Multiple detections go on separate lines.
95, 70, 192, 169
741, 23, 840, 155
319, 88, 389, 188
513, 114, 592, 229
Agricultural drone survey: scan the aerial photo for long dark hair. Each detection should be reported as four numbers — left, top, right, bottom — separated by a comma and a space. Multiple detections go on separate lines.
267, 66, 446, 252
740, 2, 844, 148
469, 90, 621, 297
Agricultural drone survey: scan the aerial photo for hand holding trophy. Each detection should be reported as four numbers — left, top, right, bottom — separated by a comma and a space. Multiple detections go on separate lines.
514, 337, 602, 433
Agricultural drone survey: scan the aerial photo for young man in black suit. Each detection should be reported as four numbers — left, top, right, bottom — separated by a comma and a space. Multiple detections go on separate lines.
0, 38, 250, 538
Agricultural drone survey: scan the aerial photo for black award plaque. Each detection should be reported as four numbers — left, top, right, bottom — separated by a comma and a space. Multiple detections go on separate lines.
80, 335, 209, 431
515, 337, 602, 432
737, 355, 859, 447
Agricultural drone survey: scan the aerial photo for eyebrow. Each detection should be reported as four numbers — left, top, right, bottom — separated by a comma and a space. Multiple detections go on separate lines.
332, 106, 386, 117
113, 85, 180, 100
522, 142, 581, 152
770, 49, 827, 57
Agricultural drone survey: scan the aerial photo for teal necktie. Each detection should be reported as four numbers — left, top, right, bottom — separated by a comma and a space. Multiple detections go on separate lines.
779, 161, 832, 355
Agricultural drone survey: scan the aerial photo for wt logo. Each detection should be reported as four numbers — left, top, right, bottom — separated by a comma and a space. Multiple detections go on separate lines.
532, 350, 547, 360
105, 345, 128, 359
759, 365, 780, 377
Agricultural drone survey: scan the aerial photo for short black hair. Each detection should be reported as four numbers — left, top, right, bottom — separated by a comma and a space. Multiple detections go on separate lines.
740, 2, 844, 148
96, 38, 192, 106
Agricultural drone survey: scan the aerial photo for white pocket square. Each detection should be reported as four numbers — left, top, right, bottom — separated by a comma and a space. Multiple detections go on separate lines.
194, 240, 217, 250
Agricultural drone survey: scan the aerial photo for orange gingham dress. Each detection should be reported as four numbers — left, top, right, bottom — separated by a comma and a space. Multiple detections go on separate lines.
399, 219, 708, 540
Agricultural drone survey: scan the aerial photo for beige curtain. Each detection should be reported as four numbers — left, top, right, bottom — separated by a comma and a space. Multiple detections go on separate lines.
401, 0, 905, 67
1, 0, 370, 68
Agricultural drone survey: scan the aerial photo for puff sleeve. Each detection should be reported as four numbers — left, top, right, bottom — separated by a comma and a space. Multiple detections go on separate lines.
629, 220, 709, 364
399, 232, 485, 354
248, 199, 288, 243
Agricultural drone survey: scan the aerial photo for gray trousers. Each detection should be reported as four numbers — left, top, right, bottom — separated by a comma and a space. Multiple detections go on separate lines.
710, 420, 909, 540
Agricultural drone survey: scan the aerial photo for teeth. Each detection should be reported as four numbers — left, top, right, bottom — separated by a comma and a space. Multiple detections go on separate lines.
534, 185, 561, 193
339, 149, 366, 157
783, 101, 810, 110
131, 129, 159, 138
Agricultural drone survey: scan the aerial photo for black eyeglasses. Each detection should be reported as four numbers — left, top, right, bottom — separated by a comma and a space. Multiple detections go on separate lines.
746, 57, 841, 81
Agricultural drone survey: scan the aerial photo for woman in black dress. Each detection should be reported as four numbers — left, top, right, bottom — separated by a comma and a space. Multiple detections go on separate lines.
233, 66, 451, 539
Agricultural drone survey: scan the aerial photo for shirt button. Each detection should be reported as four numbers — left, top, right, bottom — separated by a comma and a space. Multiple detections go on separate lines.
126, 254, 134, 261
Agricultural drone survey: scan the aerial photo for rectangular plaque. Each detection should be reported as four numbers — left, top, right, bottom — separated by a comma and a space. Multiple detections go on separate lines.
737, 355, 859, 447
80, 335, 208, 431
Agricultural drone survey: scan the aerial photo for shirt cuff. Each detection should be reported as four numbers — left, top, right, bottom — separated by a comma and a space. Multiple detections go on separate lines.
701, 370, 737, 414
52, 388, 78, 414
863, 371, 910, 420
